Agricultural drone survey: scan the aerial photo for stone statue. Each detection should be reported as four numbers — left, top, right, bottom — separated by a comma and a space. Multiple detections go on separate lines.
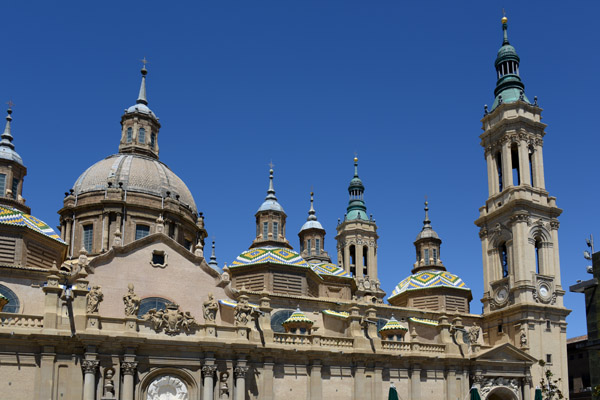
219, 371, 230, 399
467, 324, 481, 344
103, 368, 115, 398
520, 329, 528, 347
203, 293, 219, 322
123, 283, 141, 316
86, 285, 103, 314
234, 297, 253, 326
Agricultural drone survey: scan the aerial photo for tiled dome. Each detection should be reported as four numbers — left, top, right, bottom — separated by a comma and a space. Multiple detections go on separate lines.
231, 247, 309, 268
0, 206, 64, 243
72, 154, 197, 213
389, 270, 469, 299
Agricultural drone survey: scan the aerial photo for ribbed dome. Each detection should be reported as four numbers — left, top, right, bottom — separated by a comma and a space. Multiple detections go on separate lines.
389, 270, 469, 298
72, 154, 197, 213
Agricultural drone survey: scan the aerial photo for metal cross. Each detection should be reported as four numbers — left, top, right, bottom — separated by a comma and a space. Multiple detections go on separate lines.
141, 57, 149, 67
6, 100, 14, 108
502, 8, 506, 17
268, 160, 275, 169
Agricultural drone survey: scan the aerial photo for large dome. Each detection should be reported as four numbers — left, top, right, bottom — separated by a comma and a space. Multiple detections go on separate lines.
72, 154, 197, 213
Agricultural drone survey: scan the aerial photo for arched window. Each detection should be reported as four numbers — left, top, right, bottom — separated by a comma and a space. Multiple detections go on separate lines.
433, 248, 438, 264
316, 239, 321, 255
150, 132, 156, 149
126, 127, 132, 143
500, 243, 509, 277
363, 245, 368, 275
139, 128, 146, 144
349, 245, 356, 276
273, 222, 278, 240
0, 284, 20, 313
271, 309, 294, 333
496, 152, 503, 192
135, 224, 150, 240
535, 238, 542, 274
424, 249, 430, 264
138, 297, 171, 319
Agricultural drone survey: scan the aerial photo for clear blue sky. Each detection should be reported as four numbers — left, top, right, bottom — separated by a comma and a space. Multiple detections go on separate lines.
2, 1, 598, 338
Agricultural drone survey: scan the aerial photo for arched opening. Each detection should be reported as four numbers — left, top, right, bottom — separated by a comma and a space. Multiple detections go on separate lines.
500, 243, 509, 278
138, 297, 171, 319
486, 386, 519, 400
271, 309, 294, 333
424, 248, 430, 264
363, 245, 368, 275
495, 152, 503, 192
511, 143, 520, 186
535, 238, 542, 274
349, 245, 356, 276
528, 145, 534, 187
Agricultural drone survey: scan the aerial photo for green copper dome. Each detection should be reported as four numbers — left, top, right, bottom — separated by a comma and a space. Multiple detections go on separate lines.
491, 17, 530, 110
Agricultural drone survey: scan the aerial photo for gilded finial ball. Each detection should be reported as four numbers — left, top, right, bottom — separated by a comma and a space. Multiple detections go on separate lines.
353, 157, 358, 163
501, 16, 507, 24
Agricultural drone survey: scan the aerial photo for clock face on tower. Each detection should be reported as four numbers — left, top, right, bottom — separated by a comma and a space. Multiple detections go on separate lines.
496, 287, 508, 302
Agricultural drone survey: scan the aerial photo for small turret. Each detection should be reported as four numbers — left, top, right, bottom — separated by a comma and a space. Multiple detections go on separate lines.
299, 192, 330, 263
412, 201, 444, 273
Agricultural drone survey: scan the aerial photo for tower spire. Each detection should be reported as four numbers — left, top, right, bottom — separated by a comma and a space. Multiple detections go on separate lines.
266, 166, 277, 201
345, 156, 368, 221
307, 191, 317, 221
137, 58, 148, 105
208, 240, 218, 269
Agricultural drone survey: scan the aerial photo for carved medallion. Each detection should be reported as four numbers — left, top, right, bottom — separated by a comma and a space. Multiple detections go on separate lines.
147, 375, 189, 400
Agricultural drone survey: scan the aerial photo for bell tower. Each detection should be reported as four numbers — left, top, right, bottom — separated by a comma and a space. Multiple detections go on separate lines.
475, 15, 569, 393
335, 157, 378, 280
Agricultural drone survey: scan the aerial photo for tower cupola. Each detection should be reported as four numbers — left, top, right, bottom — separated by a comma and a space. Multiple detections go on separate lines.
251, 167, 291, 249
299, 192, 330, 263
492, 15, 529, 109
412, 201, 444, 273
345, 157, 368, 221
118, 61, 161, 159
0, 105, 28, 213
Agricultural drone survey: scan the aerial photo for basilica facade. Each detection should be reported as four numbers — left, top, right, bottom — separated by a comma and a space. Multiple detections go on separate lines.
0, 17, 569, 400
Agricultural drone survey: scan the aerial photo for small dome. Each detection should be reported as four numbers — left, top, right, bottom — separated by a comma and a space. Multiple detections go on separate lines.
415, 228, 439, 241
389, 270, 469, 299
0, 146, 23, 165
0, 206, 64, 243
125, 103, 157, 118
378, 316, 408, 334
310, 262, 352, 278
231, 246, 309, 269
282, 308, 313, 327
300, 220, 323, 232
257, 199, 284, 213
495, 44, 519, 65
72, 154, 197, 213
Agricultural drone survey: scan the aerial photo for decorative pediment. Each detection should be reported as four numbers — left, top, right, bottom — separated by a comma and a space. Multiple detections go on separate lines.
474, 343, 537, 364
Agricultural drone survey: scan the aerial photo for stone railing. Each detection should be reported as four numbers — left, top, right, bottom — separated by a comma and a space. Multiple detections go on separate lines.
418, 343, 446, 353
319, 336, 354, 348
381, 340, 411, 351
274, 333, 313, 346
0, 313, 44, 328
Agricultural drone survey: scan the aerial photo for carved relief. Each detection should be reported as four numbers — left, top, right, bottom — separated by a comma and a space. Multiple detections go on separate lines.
86, 286, 103, 314
203, 293, 219, 322
81, 359, 99, 374
234, 297, 253, 327
121, 361, 138, 376
219, 371, 230, 399
103, 368, 115, 398
147, 375, 189, 400
480, 377, 520, 397
467, 324, 481, 345
142, 304, 198, 335
533, 276, 556, 305
123, 283, 141, 317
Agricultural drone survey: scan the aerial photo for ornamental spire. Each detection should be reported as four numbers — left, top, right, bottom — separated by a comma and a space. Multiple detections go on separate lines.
307, 191, 317, 221
0, 104, 14, 150
265, 162, 277, 201
137, 58, 148, 105
345, 156, 368, 221
423, 200, 431, 229
208, 240, 218, 269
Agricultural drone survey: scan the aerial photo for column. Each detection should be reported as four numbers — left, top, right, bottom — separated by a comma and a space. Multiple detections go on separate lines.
82, 360, 99, 400
65, 218, 73, 247
37, 346, 55, 400
446, 367, 456, 400
234, 365, 249, 400
354, 363, 365, 400
356, 245, 364, 277
501, 140, 513, 188
373, 363, 383, 400
410, 365, 421, 400
262, 359, 274, 400
101, 212, 110, 251
202, 365, 217, 400
518, 141, 531, 186
486, 150, 497, 196
368, 246, 377, 279
343, 245, 350, 274
310, 361, 323, 400
121, 362, 138, 400
532, 143, 545, 189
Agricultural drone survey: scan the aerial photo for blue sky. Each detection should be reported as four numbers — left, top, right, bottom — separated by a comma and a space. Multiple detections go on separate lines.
1, 1, 598, 338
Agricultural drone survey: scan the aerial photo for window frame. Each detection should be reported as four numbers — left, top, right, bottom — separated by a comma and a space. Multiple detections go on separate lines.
135, 224, 150, 240
82, 224, 94, 253
0, 284, 20, 313
139, 128, 146, 144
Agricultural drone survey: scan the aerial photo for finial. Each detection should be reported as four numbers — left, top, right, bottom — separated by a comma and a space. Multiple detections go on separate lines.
484, 104, 488, 115
137, 58, 148, 105
1, 103, 15, 150
501, 11, 509, 45
265, 164, 277, 200
209, 239, 218, 267
353, 154, 359, 177
307, 191, 317, 221
422, 198, 432, 230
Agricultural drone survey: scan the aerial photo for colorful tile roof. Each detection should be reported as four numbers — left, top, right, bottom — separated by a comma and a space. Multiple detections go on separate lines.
389, 270, 469, 300
231, 247, 310, 268
282, 308, 313, 326
379, 316, 408, 333
409, 317, 439, 326
0, 206, 65, 243
218, 299, 259, 309
322, 310, 349, 319
310, 262, 352, 278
